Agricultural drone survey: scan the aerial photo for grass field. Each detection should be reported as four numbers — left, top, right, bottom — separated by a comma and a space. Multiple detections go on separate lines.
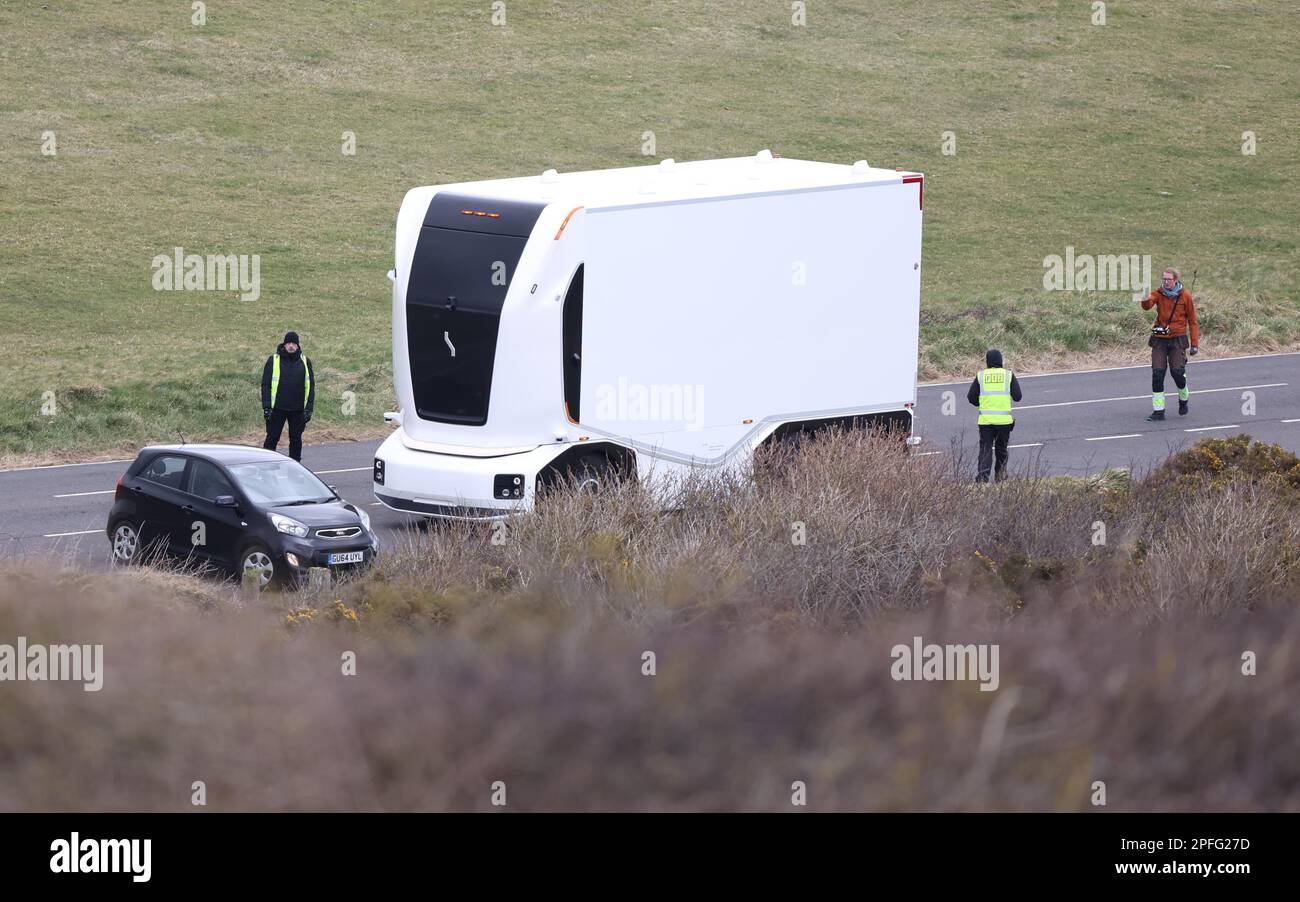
2, 1, 1297, 462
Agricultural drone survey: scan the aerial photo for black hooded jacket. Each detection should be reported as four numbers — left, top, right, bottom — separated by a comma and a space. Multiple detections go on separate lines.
966, 350, 1023, 410
261, 343, 315, 414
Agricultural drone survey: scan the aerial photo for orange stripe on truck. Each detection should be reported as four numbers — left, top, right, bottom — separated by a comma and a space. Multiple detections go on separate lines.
554, 206, 584, 240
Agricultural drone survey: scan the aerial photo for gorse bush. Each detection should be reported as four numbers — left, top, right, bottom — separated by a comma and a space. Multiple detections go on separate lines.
1144, 435, 1300, 501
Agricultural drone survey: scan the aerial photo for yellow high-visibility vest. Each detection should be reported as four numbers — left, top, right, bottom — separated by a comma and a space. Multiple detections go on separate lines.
978, 367, 1014, 425
270, 354, 311, 408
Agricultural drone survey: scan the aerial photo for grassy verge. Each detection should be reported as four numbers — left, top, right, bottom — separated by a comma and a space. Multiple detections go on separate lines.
1, 1, 1297, 459
3, 432, 1298, 809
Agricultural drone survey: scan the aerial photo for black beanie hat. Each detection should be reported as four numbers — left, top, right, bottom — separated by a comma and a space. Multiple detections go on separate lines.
284, 331, 300, 346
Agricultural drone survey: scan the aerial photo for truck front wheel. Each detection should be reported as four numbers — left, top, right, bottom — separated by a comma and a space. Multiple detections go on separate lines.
538, 451, 617, 498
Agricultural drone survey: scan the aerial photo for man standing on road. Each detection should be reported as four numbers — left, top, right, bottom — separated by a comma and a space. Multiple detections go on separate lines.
261, 331, 315, 462
1141, 267, 1199, 421
967, 348, 1023, 483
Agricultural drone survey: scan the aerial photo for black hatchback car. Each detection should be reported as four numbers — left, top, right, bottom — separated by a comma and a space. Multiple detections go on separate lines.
107, 444, 379, 588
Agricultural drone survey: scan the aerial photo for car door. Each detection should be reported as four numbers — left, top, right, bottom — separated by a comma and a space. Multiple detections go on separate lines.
183, 459, 245, 566
134, 453, 193, 556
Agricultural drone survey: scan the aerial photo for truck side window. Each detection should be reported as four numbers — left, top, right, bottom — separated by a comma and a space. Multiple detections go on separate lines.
562, 264, 584, 422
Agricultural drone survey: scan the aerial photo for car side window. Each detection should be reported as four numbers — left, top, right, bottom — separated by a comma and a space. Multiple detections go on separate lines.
188, 460, 236, 501
139, 454, 189, 490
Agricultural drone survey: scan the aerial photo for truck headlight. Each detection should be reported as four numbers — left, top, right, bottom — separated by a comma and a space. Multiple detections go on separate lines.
271, 513, 309, 537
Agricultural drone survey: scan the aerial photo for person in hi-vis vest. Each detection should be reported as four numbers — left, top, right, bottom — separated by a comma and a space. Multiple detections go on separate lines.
261, 331, 315, 462
966, 348, 1023, 483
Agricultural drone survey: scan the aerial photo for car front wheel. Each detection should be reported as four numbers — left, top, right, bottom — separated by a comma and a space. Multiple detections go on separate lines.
238, 542, 282, 590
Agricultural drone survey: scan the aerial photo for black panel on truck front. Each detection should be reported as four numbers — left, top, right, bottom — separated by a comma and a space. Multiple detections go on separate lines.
407, 193, 547, 426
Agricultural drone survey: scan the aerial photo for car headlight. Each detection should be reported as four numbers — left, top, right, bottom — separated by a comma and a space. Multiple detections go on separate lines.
270, 513, 309, 538
358, 508, 372, 531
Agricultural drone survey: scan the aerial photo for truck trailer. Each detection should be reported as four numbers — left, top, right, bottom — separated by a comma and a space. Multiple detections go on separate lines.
374, 151, 924, 520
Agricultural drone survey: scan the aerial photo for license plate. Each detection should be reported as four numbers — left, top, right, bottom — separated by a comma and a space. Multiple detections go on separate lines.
328, 551, 364, 565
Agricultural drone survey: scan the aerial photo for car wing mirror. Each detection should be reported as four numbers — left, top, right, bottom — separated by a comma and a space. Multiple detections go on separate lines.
215, 495, 239, 508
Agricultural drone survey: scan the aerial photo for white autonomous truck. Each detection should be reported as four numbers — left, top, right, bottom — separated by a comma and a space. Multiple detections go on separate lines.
374, 151, 924, 520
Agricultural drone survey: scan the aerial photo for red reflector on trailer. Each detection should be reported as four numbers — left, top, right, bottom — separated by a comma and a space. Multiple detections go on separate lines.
901, 174, 923, 210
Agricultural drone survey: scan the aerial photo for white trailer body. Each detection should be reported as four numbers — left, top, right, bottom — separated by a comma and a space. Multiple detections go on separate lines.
374, 152, 924, 520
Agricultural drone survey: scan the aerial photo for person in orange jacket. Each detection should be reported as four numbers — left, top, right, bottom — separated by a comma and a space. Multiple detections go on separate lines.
1141, 267, 1199, 421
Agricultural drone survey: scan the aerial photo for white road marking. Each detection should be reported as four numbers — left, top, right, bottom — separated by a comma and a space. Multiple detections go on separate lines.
42, 529, 102, 538
914, 451, 945, 456
919, 350, 1300, 387
1086, 433, 1142, 442
1283, 418, 1300, 424
54, 489, 115, 498
370, 502, 383, 506
315, 466, 372, 475
1184, 425, 1239, 433
1009, 443, 1042, 448
1013, 383, 1284, 412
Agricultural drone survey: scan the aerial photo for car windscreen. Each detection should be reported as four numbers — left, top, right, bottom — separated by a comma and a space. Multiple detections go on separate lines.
226, 460, 334, 506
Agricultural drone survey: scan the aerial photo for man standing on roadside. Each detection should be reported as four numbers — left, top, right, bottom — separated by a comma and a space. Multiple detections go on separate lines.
967, 348, 1023, 483
1141, 267, 1199, 421
261, 331, 315, 461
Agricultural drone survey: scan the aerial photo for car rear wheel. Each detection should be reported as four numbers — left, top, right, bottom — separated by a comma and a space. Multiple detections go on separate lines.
109, 519, 140, 566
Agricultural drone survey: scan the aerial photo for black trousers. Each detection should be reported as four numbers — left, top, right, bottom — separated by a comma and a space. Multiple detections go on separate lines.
976, 422, 1014, 482
264, 410, 306, 461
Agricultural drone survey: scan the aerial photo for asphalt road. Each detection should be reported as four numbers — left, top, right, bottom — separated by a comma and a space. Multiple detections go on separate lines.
914, 350, 1299, 478
1, 351, 1296, 572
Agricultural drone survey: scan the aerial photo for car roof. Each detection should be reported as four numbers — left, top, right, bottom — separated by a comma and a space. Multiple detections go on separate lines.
139, 443, 292, 466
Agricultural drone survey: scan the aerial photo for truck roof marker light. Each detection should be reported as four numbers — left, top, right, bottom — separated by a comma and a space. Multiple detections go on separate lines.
460, 209, 501, 218
901, 174, 923, 210
579, 436, 590, 442
742, 418, 753, 424
554, 206, 584, 240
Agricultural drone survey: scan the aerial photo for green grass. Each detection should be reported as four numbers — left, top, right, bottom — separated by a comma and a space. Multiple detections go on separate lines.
1, 1, 1297, 459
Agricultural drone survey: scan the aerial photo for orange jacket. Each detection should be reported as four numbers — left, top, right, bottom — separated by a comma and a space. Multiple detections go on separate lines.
1142, 288, 1199, 347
